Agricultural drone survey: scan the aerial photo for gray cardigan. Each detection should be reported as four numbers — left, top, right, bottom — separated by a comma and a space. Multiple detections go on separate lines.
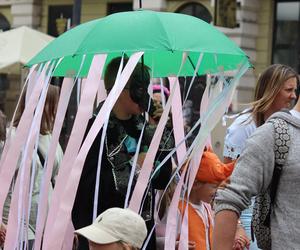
215, 111, 300, 250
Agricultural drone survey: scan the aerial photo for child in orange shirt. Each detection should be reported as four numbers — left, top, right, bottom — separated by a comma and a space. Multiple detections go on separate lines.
178, 148, 248, 250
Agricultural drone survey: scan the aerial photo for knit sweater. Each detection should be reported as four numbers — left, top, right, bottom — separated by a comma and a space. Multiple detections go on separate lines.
215, 111, 300, 250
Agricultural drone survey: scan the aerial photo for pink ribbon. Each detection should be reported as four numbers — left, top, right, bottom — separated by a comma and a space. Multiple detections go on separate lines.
97, 79, 107, 105
0, 63, 49, 226
169, 76, 186, 164
42, 54, 107, 248
129, 79, 175, 213
33, 77, 75, 250
44, 52, 143, 250
4, 62, 53, 249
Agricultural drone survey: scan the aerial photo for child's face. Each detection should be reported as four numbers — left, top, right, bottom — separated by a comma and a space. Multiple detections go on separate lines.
194, 182, 219, 203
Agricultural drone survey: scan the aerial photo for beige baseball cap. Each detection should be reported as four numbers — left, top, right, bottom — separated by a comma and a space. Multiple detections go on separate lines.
75, 207, 147, 248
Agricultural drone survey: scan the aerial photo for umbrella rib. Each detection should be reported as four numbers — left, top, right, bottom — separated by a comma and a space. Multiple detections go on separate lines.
72, 20, 101, 56
155, 12, 173, 51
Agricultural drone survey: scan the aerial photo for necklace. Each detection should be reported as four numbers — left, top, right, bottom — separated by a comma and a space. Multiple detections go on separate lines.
105, 134, 128, 158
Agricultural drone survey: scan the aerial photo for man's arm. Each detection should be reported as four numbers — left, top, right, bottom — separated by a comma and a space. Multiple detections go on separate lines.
213, 210, 238, 250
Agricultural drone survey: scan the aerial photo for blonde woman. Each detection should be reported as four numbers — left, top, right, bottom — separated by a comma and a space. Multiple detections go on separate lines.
222, 64, 298, 249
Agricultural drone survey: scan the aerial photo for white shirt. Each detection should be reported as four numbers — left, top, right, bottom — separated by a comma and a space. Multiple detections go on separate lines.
223, 111, 256, 159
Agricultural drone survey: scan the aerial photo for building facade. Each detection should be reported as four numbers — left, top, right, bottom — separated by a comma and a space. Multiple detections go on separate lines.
0, 0, 297, 156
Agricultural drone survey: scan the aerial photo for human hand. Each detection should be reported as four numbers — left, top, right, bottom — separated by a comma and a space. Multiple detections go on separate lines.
232, 224, 250, 250
149, 100, 164, 123
149, 100, 173, 128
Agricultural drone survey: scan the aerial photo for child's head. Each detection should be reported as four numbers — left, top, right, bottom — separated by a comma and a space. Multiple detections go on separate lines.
192, 148, 235, 203
152, 84, 170, 103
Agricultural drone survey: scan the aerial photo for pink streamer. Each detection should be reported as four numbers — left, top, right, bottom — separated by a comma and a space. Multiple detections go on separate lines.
178, 199, 189, 250
4, 63, 53, 249
177, 74, 212, 250
169, 76, 186, 164
62, 221, 75, 250
0, 63, 49, 226
164, 163, 189, 250
25, 67, 38, 104
201, 75, 212, 148
33, 77, 74, 250
0, 65, 37, 173
43, 54, 107, 248
44, 52, 143, 250
129, 78, 175, 213
97, 79, 107, 105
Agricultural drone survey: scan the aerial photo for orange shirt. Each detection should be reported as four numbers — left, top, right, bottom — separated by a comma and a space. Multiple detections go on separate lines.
178, 200, 213, 250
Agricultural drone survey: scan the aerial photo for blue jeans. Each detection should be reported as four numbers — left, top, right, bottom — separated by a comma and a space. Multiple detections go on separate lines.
240, 198, 260, 250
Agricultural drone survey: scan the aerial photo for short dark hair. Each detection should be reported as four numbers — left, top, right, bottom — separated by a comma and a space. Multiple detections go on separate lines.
104, 56, 150, 92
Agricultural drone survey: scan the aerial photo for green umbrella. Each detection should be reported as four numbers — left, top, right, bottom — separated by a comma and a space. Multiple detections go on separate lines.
27, 10, 250, 77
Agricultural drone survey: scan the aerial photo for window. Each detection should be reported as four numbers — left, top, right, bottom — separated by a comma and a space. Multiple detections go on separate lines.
48, 5, 73, 37
175, 2, 212, 23
273, 1, 300, 72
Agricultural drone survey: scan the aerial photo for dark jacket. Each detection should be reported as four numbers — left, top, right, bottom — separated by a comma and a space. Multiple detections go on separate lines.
72, 112, 173, 250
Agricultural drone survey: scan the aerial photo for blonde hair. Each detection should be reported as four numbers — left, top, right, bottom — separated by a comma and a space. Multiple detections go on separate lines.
14, 85, 60, 135
251, 64, 298, 127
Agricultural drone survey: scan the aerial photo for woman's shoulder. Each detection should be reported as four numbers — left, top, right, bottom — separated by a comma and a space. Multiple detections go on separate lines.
223, 111, 256, 159
228, 111, 256, 134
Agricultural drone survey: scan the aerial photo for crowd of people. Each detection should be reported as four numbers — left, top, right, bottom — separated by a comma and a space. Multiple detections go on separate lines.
0, 59, 299, 250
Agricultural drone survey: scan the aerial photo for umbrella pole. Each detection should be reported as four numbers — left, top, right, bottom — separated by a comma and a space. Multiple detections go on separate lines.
138, 0, 145, 84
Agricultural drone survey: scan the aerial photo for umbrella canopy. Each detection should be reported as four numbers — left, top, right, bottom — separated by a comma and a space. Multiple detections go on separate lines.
0, 26, 53, 74
28, 10, 249, 77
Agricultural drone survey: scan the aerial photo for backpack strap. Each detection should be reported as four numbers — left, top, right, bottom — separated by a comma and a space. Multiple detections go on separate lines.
264, 118, 290, 227
269, 118, 290, 202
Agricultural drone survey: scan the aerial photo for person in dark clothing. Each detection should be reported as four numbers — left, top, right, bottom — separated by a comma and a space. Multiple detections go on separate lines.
72, 57, 174, 250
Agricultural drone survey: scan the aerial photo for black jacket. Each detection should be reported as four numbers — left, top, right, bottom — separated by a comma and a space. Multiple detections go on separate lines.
72, 112, 173, 250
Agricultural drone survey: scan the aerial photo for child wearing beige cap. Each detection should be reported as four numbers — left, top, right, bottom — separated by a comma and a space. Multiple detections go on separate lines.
75, 207, 147, 250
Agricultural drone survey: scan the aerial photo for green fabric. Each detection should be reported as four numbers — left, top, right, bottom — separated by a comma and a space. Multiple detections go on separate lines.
27, 10, 250, 77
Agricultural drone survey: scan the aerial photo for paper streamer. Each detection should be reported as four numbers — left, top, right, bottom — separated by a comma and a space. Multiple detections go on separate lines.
169, 76, 187, 164
178, 67, 214, 250
33, 77, 75, 250
0, 64, 38, 173
97, 79, 107, 105
62, 221, 75, 250
163, 160, 189, 250
129, 51, 189, 214
42, 54, 107, 248
165, 59, 249, 249
4, 62, 54, 249
0, 62, 50, 227
129, 81, 175, 213
93, 55, 124, 220
44, 52, 143, 250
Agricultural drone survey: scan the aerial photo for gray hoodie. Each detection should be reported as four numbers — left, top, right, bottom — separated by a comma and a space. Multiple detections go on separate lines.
215, 111, 300, 250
